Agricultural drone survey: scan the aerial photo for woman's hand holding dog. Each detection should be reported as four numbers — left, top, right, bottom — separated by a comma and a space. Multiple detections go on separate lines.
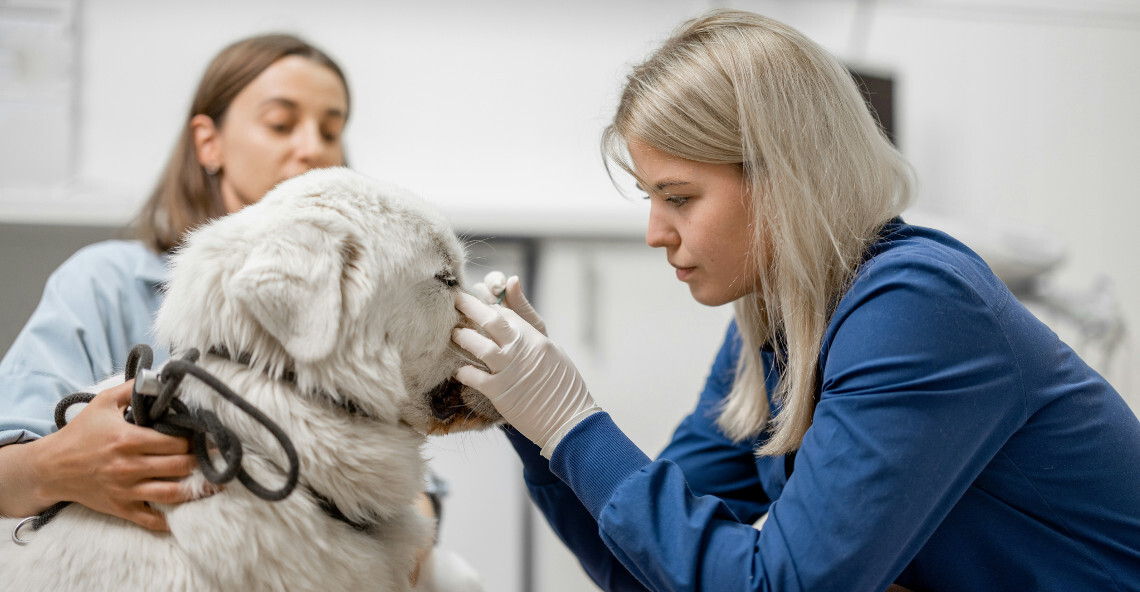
453, 291, 600, 458
0, 381, 199, 530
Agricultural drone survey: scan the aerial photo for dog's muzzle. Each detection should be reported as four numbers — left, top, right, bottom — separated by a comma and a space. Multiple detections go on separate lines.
427, 378, 468, 422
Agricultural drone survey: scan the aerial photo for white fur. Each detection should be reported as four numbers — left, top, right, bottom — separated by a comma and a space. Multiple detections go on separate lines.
0, 168, 497, 591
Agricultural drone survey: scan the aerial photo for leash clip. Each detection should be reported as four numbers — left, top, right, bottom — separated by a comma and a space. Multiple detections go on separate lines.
11, 516, 36, 545
135, 368, 163, 396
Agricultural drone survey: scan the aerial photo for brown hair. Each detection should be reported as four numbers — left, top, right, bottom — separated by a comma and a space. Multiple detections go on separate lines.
131, 34, 350, 253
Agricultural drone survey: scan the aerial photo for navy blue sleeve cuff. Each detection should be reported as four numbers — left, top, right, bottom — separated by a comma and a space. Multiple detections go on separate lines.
549, 412, 652, 520
501, 424, 561, 486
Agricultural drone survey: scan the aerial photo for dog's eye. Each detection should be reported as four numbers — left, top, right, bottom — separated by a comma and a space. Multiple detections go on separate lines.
435, 272, 459, 288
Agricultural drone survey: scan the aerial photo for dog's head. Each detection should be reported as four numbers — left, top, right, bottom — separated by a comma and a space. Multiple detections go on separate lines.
155, 167, 501, 435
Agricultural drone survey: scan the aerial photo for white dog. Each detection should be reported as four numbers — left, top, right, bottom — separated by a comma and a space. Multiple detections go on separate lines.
0, 167, 500, 591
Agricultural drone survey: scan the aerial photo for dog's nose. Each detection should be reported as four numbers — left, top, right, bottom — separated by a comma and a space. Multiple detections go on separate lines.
428, 379, 466, 421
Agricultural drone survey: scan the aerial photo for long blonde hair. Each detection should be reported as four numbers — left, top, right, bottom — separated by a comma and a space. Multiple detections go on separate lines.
603, 10, 915, 455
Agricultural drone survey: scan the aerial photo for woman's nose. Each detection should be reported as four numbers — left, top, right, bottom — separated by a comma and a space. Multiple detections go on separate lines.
645, 202, 678, 249
294, 122, 338, 166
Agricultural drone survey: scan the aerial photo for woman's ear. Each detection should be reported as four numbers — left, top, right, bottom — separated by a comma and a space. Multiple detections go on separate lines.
191, 114, 222, 173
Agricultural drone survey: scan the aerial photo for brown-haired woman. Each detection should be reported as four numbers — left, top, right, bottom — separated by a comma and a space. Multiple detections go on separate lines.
0, 33, 349, 529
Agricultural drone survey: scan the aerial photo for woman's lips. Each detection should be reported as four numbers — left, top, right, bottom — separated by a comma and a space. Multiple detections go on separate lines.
674, 266, 695, 281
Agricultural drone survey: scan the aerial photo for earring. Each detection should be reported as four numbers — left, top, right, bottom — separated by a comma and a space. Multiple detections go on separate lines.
204, 163, 220, 175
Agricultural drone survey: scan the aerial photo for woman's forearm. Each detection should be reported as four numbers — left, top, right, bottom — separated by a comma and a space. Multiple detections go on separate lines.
0, 437, 54, 518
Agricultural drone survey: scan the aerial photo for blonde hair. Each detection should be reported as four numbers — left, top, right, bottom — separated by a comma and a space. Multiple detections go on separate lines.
603, 9, 915, 455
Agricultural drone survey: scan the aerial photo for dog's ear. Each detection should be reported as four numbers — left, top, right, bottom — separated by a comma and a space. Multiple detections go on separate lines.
226, 220, 354, 363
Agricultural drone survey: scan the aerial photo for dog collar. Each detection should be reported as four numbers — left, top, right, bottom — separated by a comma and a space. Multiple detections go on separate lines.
204, 345, 373, 420
202, 346, 382, 533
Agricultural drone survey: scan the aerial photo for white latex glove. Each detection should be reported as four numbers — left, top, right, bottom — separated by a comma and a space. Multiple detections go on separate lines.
453, 292, 599, 457
469, 272, 547, 336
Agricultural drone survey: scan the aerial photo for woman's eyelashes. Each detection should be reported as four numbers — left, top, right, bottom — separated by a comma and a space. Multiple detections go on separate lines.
641, 193, 691, 207
267, 119, 294, 135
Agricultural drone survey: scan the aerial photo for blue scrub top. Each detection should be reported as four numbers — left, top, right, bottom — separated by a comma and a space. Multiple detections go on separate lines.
507, 221, 1140, 591
0, 240, 169, 445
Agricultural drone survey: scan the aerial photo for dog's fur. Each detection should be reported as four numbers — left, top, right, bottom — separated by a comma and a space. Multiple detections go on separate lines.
0, 167, 500, 590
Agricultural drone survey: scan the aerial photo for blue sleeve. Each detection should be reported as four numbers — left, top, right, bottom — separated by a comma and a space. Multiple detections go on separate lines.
0, 242, 164, 446
502, 426, 649, 591
510, 322, 771, 591
658, 321, 771, 524
548, 253, 1028, 591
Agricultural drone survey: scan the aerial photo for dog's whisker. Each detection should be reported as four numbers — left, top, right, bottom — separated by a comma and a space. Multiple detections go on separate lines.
459, 235, 491, 250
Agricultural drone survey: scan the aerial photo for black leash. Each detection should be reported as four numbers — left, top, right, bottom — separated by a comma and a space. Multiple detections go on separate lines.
13, 344, 301, 543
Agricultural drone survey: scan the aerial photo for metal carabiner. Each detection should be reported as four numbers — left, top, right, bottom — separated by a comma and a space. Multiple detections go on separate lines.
11, 515, 36, 545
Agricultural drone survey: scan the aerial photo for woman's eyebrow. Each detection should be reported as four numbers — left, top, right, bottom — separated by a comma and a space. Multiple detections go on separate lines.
257, 97, 346, 119
259, 97, 299, 110
634, 180, 691, 192
655, 180, 691, 191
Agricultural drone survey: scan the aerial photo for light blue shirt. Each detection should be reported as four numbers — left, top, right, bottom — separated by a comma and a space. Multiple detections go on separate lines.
0, 240, 169, 446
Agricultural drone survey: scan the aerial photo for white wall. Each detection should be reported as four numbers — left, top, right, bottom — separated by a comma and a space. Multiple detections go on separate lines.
2, 0, 711, 230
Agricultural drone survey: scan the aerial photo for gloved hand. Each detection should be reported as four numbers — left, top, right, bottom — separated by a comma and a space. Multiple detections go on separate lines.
453, 292, 599, 458
469, 272, 547, 336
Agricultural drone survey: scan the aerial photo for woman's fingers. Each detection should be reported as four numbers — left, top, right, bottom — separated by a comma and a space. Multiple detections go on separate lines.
455, 293, 516, 345
455, 292, 497, 326
121, 501, 170, 531
453, 364, 491, 391
135, 478, 198, 505
137, 453, 198, 480
503, 276, 547, 335
128, 427, 193, 455
97, 379, 135, 410
470, 282, 496, 304
452, 327, 498, 361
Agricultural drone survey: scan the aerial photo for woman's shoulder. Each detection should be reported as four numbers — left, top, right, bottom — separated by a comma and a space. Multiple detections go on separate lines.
53, 240, 165, 284
67, 239, 157, 262
820, 221, 1027, 395
823, 221, 1018, 363
853, 221, 1011, 311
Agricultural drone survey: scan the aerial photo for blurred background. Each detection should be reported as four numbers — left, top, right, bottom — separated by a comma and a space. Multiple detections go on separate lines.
2, 1, 1138, 590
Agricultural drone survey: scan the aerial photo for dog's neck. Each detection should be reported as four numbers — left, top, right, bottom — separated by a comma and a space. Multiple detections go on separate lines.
196, 345, 404, 533
204, 345, 375, 420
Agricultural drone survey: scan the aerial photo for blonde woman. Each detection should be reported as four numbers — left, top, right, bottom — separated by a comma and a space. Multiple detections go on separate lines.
453, 9, 1140, 591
